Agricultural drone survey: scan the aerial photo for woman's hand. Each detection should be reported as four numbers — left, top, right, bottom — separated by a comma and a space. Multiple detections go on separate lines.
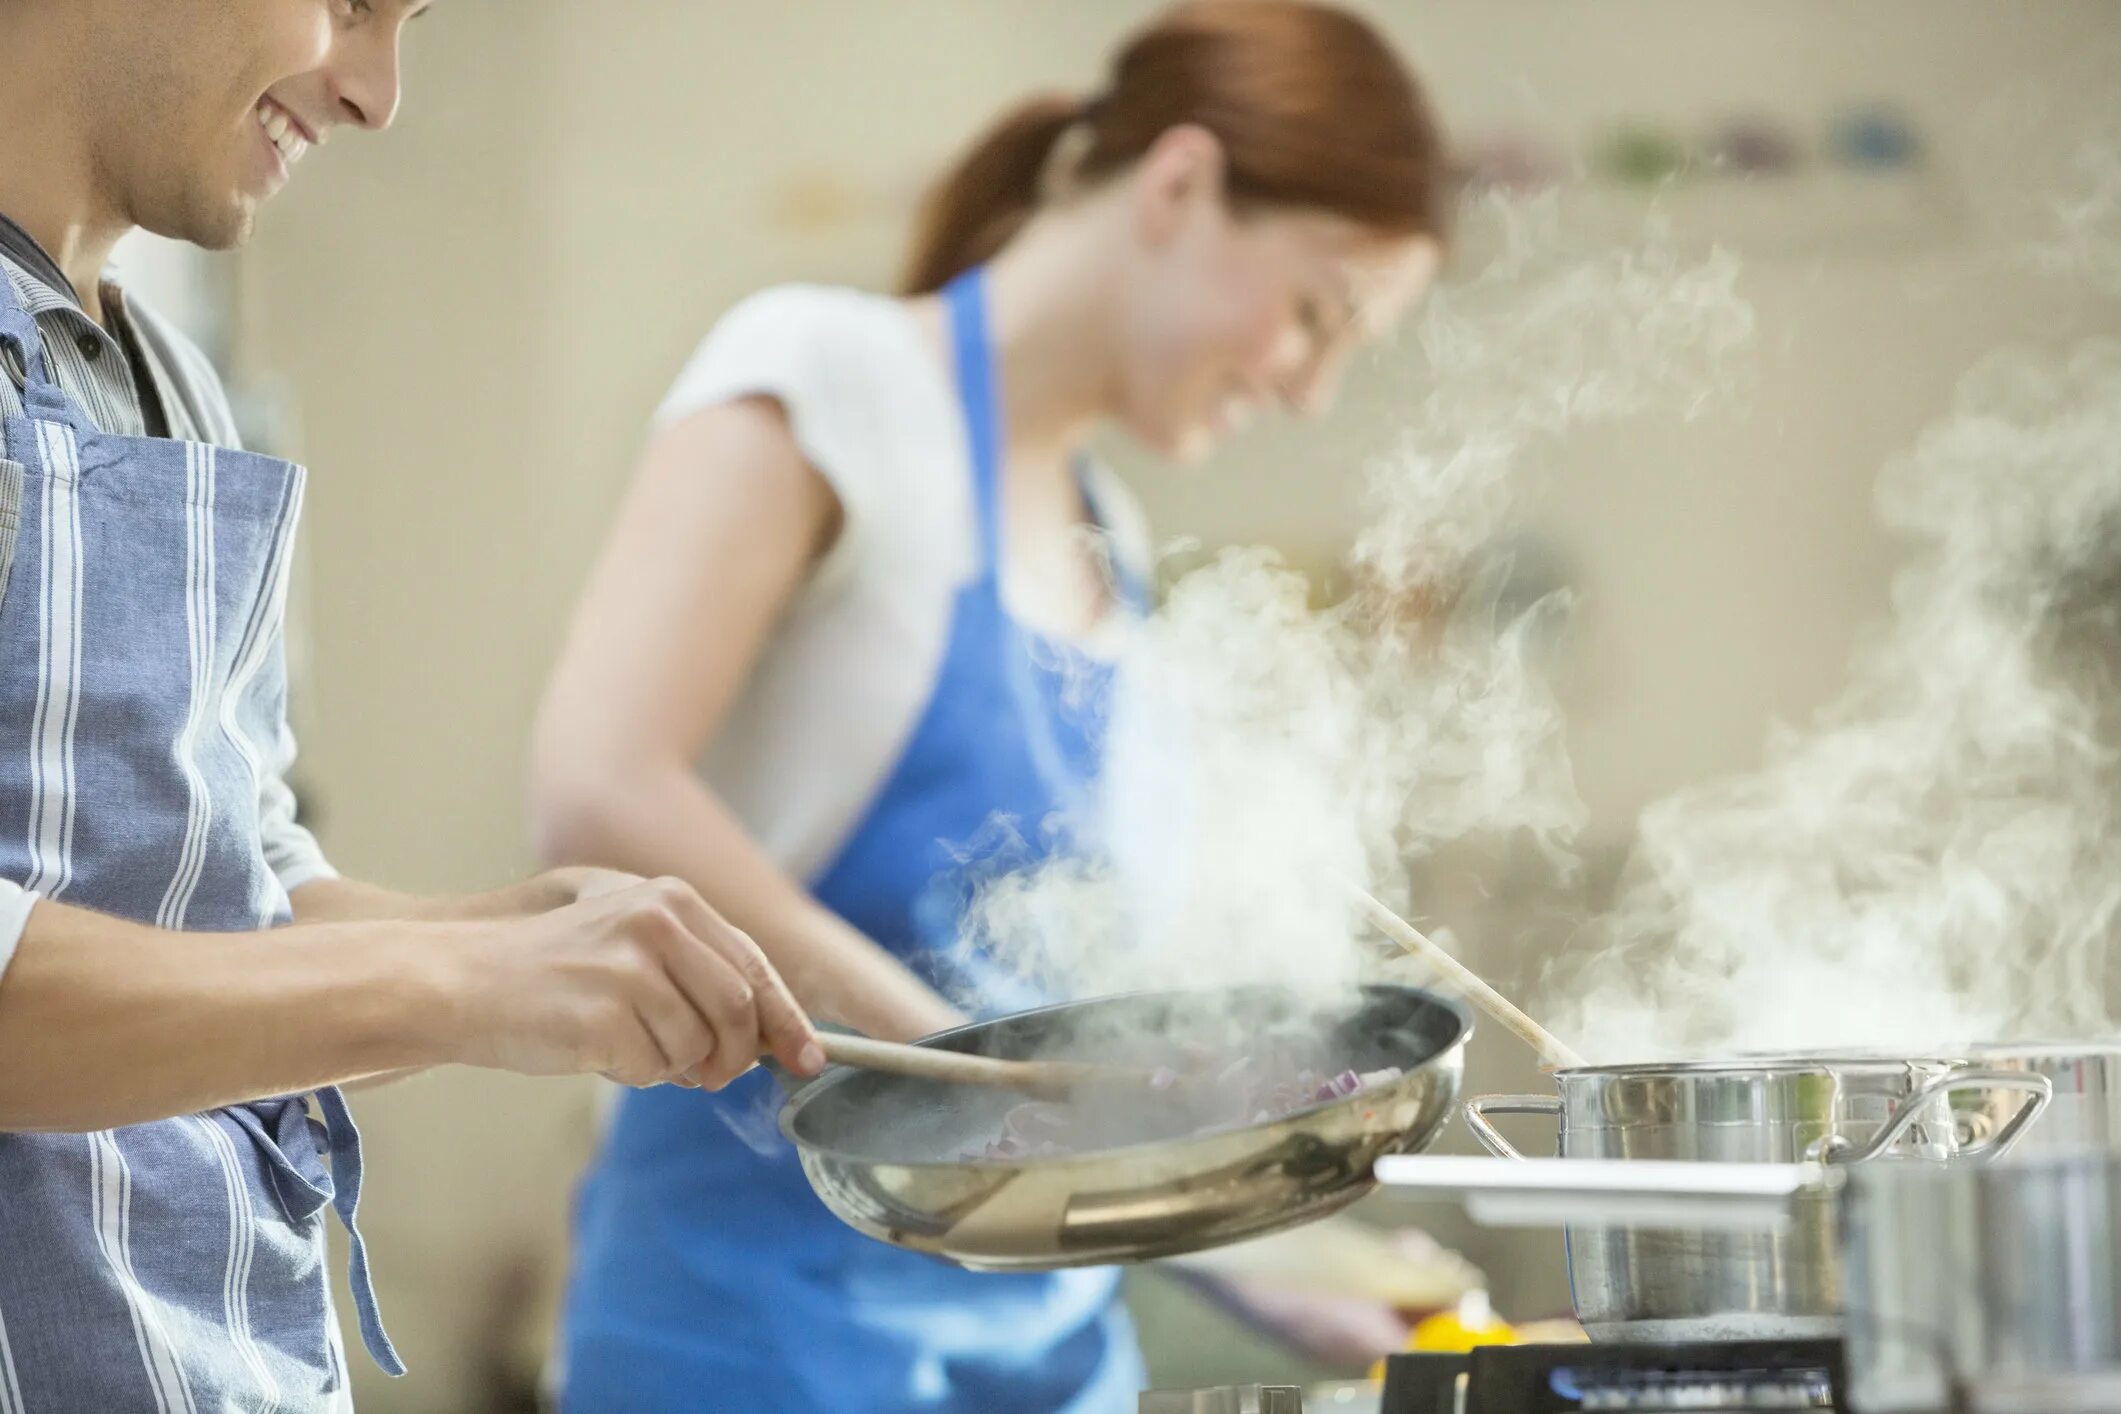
1193, 1275, 1413, 1368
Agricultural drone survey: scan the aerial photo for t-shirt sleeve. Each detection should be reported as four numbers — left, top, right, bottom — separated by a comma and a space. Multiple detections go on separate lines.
652, 286, 887, 594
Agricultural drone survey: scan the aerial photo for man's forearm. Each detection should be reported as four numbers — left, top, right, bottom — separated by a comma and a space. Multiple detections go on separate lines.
289, 874, 577, 925
283, 875, 606, 1094
0, 898, 457, 1131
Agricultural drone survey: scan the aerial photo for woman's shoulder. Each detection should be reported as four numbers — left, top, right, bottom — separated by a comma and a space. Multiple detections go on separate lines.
711, 282, 911, 341
655, 283, 937, 432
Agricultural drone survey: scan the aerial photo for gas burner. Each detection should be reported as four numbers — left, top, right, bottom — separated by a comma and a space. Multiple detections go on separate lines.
1381, 1340, 1848, 1414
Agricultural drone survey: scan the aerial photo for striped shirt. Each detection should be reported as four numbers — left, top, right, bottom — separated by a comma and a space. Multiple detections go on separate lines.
0, 231, 335, 977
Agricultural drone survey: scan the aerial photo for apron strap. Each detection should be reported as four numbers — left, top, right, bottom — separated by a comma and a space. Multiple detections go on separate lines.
945, 268, 1009, 576
942, 268, 1149, 614
313, 1086, 408, 1377
939, 265, 1114, 826
0, 264, 100, 432
943, 268, 1006, 579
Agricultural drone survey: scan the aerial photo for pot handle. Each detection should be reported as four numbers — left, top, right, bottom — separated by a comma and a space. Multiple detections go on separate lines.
1462, 1094, 1561, 1161
1807, 1070, 2054, 1166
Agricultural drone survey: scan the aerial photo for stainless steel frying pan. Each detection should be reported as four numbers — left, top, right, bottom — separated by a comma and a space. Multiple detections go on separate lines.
778, 983, 1472, 1270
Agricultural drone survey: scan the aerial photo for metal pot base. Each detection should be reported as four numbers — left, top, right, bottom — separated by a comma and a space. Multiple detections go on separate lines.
1584, 1313, 1843, 1345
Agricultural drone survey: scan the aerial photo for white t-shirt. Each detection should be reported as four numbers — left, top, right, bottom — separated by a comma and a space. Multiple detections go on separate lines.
654, 284, 1151, 885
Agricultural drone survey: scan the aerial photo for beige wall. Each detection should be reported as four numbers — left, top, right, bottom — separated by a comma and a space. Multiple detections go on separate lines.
234, 2, 2119, 1405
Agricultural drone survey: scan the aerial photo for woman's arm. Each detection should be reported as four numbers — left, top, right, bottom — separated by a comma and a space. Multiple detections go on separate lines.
531, 398, 961, 1043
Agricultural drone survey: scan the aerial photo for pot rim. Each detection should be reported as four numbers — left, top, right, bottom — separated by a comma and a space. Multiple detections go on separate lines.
1553, 1055, 1955, 1080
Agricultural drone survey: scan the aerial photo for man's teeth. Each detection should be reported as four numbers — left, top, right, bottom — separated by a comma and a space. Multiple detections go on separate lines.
258, 104, 309, 166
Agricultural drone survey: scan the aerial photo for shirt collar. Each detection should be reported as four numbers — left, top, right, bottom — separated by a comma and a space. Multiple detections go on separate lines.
0, 212, 83, 315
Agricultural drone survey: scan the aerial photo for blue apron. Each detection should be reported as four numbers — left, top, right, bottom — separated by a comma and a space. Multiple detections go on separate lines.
0, 269, 400, 1411
559, 270, 1148, 1413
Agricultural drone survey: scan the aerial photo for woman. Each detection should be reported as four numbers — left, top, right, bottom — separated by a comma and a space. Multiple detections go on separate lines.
533, 3, 1451, 1408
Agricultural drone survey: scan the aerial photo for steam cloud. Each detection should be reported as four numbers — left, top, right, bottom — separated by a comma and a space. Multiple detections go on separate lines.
955, 199, 1753, 1012
967, 142, 2121, 1070
1545, 149, 2121, 1061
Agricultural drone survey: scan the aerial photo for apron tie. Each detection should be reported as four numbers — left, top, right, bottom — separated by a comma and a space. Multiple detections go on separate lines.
242, 1089, 405, 1376
313, 1085, 405, 1376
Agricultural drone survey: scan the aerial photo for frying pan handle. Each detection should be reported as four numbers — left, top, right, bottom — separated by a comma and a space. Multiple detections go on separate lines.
1461, 1094, 1561, 1161
1807, 1070, 2054, 1165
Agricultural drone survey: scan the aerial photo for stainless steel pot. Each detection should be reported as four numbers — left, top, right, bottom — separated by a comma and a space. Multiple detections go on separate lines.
1377, 1130, 2117, 1413
1463, 1059, 2050, 1342
1846, 1151, 2121, 1412
780, 984, 1471, 1270
1736, 1041, 2121, 1156
1953, 1042, 2121, 1157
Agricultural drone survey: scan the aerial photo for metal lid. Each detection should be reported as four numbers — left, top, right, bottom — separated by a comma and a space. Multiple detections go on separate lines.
1555, 1054, 1952, 1079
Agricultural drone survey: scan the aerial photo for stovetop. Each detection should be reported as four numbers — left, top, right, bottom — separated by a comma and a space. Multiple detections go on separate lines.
1380, 1339, 1847, 1413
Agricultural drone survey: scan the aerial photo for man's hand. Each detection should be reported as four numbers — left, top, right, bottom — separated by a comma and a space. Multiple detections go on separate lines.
433, 876, 823, 1090
290, 867, 644, 926
536, 865, 642, 907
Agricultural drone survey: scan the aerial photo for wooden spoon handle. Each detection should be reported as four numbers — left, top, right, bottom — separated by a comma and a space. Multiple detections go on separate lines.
1345, 882, 1587, 1071
819, 1033, 1111, 1098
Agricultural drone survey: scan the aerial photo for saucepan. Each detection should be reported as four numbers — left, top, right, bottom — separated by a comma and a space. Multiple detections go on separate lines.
1946, 1041, 2121, 1157
1844, 1147, 2121, 1411
1458, 1056, 2052, 1341
778, 983, 1472, 1270
1377, 1122, 2121, 1413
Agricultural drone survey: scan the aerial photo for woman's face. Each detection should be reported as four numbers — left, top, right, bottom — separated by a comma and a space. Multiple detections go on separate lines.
1112, 171, 1441, 465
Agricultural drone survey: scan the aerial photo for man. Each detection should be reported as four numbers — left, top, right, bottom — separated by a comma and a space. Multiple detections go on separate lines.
0, 1, 823, 1407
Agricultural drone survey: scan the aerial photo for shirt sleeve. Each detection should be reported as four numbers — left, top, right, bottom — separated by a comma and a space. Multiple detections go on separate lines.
0, 878, 37, 987
651, 285, 891, 596
258, 713, 337, 896
248, 621, 336, 896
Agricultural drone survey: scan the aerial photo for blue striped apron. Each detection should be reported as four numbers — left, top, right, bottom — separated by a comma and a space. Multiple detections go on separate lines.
0, 266, 399, 1411
558, 268, 1148, 1412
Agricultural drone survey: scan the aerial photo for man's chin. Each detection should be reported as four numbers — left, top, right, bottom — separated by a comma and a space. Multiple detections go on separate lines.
148, 196, 257, 254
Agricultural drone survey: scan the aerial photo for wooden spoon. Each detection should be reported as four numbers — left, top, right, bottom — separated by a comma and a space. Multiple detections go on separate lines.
817, 1033, 1168, 1100
1345, 882, 1588, 1071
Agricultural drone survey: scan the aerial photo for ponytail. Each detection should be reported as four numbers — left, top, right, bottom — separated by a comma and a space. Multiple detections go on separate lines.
901, 94, 1089, 295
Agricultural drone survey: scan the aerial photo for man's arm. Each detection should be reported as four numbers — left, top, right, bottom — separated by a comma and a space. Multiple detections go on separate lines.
287, 872, 645, 1093
0, 879, 822, 1132
0, 894, 447, 1129
287, 867, 637, 926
